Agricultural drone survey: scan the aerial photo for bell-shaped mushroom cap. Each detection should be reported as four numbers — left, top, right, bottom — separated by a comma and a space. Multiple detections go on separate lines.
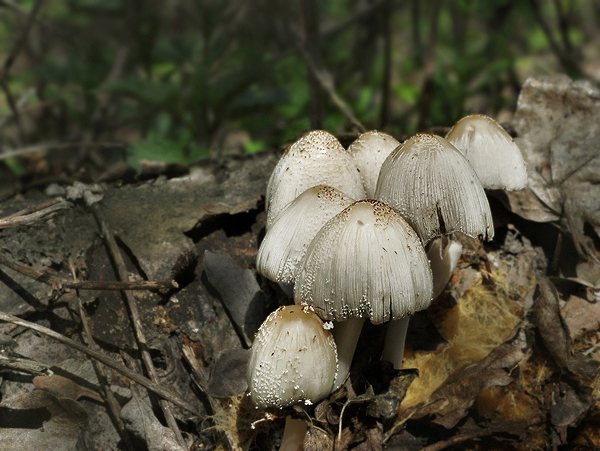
257, 185, 356, 285
294, 199, 433, 325
375, 133, 494, 244
446, 114, 527, 190
347, 131, 400, 198
265, 130, 366, 229
247, 304, 338, 409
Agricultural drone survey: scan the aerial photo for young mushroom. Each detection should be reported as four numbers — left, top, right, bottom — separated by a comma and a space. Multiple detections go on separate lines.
247, 304, 338, 451
257, 185, 355, 294
446, 114, 527, 190
347, 130, 400, 198
265, 130, 366, 229
294, 199, 433, 387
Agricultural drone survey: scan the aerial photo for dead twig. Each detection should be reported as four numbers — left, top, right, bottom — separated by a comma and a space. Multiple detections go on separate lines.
0, 0, 45, 84
182, 345, 242, 451
0, 352, 53, 376
0, 311, 203, 417
290, 28, 366, 132
68, 258, 135, 451
0, 78, 26, 145
0, 253, 178, 292
0, 141, 126, 161
379, 0, 393, 129
0, 199, 72, 229
528, 0, 582, 76
93, 205, 187, 448
416, 0, 443, 131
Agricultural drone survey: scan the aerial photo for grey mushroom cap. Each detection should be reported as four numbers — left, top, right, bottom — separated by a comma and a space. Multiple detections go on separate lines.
257, 185, 356, 285
265, 130, 366, 230
247, 304, 338, 409
446, 114, 528, 190
347, 130, 400, 198
294, 199, 433, 325
375, 133, 494, 244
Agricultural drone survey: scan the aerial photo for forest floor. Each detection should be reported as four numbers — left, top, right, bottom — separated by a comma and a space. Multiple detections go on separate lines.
0, 75, 599, 451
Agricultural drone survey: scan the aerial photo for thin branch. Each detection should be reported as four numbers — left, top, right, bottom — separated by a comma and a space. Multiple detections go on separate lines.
182, 345, 242, 451
291, 29, 366, 132
0, 141, 126, 161
0, 78, 26, 144
93, 205, 186, 448
416, 0, 443, 131
528, 0, 582, 76
68, 258, 134, 450
379, 0, 393, 129
0, 199, 73, 229
0, 311, 203, 417
300, 0, 325, 129
0, 352, 53, 376
0, 0, 45, 84
0, 253, 178, 291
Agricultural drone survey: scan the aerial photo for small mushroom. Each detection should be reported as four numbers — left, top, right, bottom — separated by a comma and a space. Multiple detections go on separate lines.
265, 130, 365, 229
375, 133, 494, 244
295, 199, 432, 386
247, 304, 338, 451
257, 185, 356, 288
347, 130, 400, 198
446, 114, 527, 190
247, 304, 338, 409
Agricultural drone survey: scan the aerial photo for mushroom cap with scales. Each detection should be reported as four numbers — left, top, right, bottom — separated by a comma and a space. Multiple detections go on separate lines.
347, 130, 400, 198
265, 130, 366, 230
294, 199, 433, 325
247, 304, 338, 409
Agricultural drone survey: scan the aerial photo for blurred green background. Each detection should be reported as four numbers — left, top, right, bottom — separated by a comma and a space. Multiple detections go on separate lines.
0, 0, 598, 189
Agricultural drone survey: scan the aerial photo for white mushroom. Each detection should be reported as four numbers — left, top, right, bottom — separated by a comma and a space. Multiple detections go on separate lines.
347, 130, 400, 198
247, 304, 338, 409
446, 114, 527, 190
247, 304, 338, 451
294, 199, 433, 386
265, 130, 366, 229
257, 185, 355, 287
375, 133, 494, 244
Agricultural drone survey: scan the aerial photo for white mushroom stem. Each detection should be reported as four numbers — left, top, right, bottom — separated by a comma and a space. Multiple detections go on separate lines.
429, 238, 463, 300
381, 315, 411, 370
382, 238, 463, 370
332, 318, 364, 391
280, 416, 307, 451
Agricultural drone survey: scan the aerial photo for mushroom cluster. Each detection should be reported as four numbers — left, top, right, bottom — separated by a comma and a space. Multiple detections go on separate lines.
247, 118, 527, 447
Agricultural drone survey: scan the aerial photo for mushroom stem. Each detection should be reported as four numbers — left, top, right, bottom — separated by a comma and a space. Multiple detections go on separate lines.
429, 238, 463, 299
382, 237, 463, 369
332, 318, 364, 390
280, 416, 307, 451
381, 315, 411, 369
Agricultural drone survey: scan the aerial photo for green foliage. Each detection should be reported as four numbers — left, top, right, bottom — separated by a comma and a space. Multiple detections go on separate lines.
0, 0, 596, 177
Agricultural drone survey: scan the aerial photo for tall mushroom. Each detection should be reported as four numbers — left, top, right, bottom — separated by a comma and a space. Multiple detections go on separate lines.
375, 133, 493, 368
294, 199, 433, 387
